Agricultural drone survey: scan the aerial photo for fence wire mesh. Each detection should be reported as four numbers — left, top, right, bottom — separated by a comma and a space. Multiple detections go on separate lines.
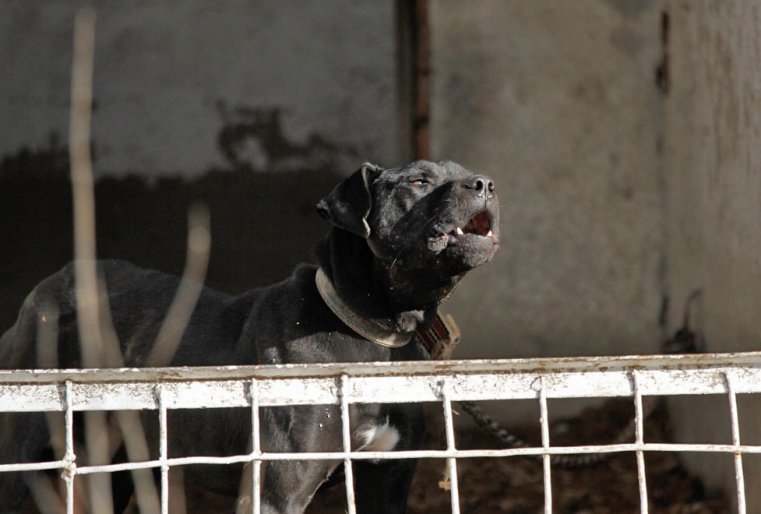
1, 352, 759, 513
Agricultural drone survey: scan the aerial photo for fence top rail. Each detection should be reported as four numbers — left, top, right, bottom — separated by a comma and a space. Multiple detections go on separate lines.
0, 351, 760, 385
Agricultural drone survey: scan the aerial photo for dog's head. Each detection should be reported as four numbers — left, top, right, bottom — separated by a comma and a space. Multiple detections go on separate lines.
317, 160, 500, 286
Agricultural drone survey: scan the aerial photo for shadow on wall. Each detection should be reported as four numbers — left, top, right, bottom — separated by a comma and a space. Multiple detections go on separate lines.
0, 106, 356, 331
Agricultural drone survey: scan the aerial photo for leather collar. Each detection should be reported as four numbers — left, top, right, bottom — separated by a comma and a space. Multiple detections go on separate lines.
315, 267, 413, 348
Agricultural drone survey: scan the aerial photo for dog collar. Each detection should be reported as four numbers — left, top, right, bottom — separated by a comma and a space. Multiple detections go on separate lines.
315, 267, 413, 348
315, 268, 462, 357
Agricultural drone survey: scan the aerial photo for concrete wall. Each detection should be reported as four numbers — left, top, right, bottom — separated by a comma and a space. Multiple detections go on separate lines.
429, 0, 761, 506
663, 1, 761, 508
0, 0, 399, 177
0, 0, 401, 330
429, 0, 665, 360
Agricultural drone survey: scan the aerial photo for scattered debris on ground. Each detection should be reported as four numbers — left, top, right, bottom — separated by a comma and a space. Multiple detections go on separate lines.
309, 398, 729, 514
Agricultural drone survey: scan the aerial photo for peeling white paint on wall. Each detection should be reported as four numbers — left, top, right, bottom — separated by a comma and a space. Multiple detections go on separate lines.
0, 0, 399, 177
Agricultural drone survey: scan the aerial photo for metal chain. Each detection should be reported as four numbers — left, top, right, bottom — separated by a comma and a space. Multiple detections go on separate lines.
458, 398, 645, 468
460, 294, 702, 468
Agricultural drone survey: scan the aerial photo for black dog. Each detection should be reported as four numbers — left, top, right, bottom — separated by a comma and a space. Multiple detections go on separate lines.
0, 160, 499, 513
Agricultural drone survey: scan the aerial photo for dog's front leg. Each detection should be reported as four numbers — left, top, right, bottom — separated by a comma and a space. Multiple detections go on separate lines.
352, 403, 424, 514
353, 458, 419, 514
234, 405, 343, 514
234, 459, 340, 514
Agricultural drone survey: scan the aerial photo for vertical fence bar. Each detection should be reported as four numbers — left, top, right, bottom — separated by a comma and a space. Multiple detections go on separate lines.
250, 379, 262, 514
157, 386, 169, 514
64, 381, 76, 514
441, 380, 461, 514
537, 377, 552, 514
340, 375, 357, 514
724, 373, 747, 514
631, 372, 649, 514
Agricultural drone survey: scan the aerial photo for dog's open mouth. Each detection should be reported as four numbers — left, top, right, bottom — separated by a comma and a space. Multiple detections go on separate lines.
454, 210, 492, 238
440, 210, 495, 245
428, 210, 497, 251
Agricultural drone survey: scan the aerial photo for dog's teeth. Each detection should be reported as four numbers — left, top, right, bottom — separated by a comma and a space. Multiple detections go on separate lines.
486, 230, 493, 237
456, 227, 464, 235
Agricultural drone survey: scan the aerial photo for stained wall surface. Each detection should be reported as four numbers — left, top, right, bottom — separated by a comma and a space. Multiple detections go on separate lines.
0, 0, 400, 329
0, 0, 399, 177
429, 0, 665, 360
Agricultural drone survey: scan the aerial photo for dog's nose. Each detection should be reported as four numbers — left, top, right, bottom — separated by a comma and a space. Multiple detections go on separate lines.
462, 175, 495, 198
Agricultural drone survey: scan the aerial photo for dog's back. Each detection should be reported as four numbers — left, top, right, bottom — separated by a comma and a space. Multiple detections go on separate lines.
0, 259, 257, 371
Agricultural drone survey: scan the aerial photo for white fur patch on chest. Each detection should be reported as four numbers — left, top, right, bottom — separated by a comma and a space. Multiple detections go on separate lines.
355, 418, 400, 452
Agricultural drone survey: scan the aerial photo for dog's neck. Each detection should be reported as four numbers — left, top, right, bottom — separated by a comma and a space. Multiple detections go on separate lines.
315, 229, 455, 334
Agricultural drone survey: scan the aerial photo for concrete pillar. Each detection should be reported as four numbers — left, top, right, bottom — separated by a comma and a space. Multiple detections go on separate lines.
664, 1, 761, 508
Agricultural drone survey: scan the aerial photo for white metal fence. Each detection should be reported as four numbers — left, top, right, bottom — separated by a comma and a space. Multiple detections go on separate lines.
2, 351, 760, 513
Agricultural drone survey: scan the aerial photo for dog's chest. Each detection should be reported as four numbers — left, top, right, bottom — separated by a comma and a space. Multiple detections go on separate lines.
355, 418, 400, 452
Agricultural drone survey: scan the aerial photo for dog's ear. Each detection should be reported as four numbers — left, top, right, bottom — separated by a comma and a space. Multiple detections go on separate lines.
317, 163, 382, 238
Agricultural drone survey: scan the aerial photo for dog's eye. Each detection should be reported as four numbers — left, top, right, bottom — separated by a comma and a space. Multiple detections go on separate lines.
409, 178, 429, 187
